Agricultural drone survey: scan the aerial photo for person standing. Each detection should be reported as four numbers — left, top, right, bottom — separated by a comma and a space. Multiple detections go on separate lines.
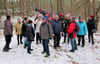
34, 14, 42, 44
15, 19, 23, 45
3, 15, 13, 52
51, 15, 63, 49
26, 20, 35, 54
87, 15, 96, 45
22, 17, 29, 48
40, 18, 53, 57
77, 16, 88, 47
63, 15, 70, 43
67, 17, 78, 52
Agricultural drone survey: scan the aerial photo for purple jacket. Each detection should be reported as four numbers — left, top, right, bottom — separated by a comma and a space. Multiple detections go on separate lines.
4, 20, 13, 35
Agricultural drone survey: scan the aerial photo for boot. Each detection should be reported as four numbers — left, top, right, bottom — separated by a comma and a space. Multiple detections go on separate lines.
41, 51, 46, 54
44, 54, 50, 57
3, 48, 9, 52
24, 44, 27, 49
81, 45, 84, 47
27, 49, 31, 54
20, 41, 23, 44
29, 49, 33, 51
77, 43, 80, 46
69, 50, 75, 52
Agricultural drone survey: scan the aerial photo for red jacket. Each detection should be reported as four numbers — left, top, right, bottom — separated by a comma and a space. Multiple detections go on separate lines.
67, 21, 76, 38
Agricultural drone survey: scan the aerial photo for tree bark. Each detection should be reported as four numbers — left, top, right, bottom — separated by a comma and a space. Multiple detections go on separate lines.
4, 0, 8, 15
50, 0, 53, 12
12, 0, 14, 17
93, 0, 95, 15
88, 0, 90, 16
22, 0, 25, 16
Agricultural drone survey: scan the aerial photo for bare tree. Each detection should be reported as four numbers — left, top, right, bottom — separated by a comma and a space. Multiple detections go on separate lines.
4, 0, 8, 15
12, 0, 14, 17
88, 0, 90, 16
93, 0, 95, 15
50, 0, 53, 12
95, 4, 100, 30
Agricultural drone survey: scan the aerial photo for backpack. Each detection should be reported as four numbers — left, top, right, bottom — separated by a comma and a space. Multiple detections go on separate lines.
73, 22, 80, 33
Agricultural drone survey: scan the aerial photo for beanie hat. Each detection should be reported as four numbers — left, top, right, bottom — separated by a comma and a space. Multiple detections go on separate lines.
90, 15, 95, 19
78, 16, 82, 20
42, 16, 47, 20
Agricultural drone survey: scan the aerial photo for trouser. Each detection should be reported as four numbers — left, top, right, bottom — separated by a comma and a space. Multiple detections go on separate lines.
42, 39, 50, 55
54, 33, 61, 48
17, 34, 22, 44
69, 38, 77, 51
27, 41, 32, 50
24, 37, 28, 45
88, 32, 94, 45
36, 33, 41, 43
64, 32, 67, 42
3, 35, 12, 51
77, 35, 85, 46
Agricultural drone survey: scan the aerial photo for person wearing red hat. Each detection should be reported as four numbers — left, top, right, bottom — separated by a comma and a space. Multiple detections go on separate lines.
87, 15, 96, 45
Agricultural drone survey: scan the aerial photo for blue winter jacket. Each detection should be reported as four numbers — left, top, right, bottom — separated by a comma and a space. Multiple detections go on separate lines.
77, 21, 88, 35
51, 20, 63, 34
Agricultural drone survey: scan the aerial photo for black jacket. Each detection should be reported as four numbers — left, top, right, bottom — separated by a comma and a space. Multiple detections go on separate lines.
22, 23, 27, 37
87, 19, 96, 32
63, 19, 70, 32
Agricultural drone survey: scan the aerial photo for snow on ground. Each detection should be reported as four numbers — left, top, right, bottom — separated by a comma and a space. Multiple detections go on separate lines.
0, 30, 100, 64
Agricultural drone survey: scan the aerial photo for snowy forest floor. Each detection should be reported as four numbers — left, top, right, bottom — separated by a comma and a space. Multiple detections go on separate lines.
0, 30, 100, 64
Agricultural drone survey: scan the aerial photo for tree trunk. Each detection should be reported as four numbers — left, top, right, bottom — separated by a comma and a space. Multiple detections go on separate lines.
26, 0, 29, 16
60, 0, 64, 14
93, 0, 95, 15
57, 0, 60, 13
95, 4, 100, 30
35, 0, 39, 9
4, 0, 8, 15
88, 0, 90, 16
50, 0, 53, 12
22, 0, 25, 16
12, 0, 14, 17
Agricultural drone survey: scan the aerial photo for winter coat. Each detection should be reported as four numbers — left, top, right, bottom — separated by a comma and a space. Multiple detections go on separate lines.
63, 19, 70, 32
77, 21, 87, 35
22, 23, 27, 37
4, 20, 13, 35
26, 24, 35, 41
67, 21, 77, 38
34, 19, 42, 33
40, 22, 53, 39
87, 19, 96, 33
15, 22, 22, 35
51, 20, 63, 34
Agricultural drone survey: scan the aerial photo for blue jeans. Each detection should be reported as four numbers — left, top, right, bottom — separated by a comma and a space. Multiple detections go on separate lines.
42, 39, 50, 55
64, 32, 67, 42
69, 38, 77, 51
27, 41, 32, 49
24, 37, 28, 45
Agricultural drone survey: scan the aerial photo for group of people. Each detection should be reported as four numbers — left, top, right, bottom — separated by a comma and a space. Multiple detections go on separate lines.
3, 8, 97, 57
